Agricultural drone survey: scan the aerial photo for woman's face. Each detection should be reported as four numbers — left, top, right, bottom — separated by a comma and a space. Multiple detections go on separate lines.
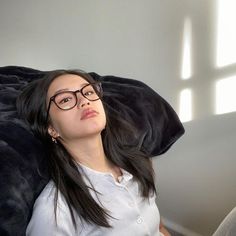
46, 74, 106, 142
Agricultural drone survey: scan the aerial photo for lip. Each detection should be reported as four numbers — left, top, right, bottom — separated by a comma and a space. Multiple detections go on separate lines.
80, 108, 99, 120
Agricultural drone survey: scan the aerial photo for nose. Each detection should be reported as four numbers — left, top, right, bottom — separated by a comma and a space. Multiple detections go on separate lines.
77, 94, 90, 108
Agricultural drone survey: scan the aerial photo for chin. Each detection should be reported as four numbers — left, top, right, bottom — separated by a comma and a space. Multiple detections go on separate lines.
79, 124, 105, 137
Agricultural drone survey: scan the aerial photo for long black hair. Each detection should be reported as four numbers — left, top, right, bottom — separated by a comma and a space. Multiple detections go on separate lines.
16, 69, 156, 229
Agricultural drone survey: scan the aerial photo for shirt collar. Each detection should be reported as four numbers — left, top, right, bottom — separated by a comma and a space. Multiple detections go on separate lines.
76, 162, 133, 183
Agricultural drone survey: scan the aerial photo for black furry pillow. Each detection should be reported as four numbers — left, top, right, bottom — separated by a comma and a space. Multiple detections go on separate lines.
0, 66, 184, 236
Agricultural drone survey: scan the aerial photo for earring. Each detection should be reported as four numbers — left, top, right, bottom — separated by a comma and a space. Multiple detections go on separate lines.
52, 133, 60, 144
51, 137, 57, 144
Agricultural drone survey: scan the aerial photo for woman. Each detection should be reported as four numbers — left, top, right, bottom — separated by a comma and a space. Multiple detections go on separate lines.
17, 69, 170, 236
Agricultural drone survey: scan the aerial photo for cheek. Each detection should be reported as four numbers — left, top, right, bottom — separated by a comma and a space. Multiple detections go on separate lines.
98, 102, 107, 125
51, 110, 106, 138
49, 100, 107, 136
49, 110, 74, 134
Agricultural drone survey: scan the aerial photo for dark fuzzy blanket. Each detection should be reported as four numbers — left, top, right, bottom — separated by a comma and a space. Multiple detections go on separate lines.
0, 66, 184, 236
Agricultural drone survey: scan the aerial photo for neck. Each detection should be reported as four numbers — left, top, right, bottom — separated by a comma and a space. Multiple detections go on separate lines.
61, 134, 114, 172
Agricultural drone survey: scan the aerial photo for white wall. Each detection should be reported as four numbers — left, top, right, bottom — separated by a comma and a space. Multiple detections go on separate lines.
1, 0, 236, 235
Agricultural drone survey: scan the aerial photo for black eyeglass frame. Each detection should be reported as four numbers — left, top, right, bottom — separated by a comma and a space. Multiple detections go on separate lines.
46, 82, 102, 121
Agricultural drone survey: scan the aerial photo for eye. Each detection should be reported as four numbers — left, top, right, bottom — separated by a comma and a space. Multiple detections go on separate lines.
58, 96, 73, 104
84, 90, 95, 96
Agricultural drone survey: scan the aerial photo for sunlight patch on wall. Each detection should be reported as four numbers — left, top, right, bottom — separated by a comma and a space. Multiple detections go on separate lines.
216, 0, 236, 67
179, 89, 192, 122
215, 75, 236, 114
181, 17, 192, 80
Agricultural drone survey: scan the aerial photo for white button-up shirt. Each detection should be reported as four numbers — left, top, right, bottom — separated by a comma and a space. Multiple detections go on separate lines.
26, 164, 163, 236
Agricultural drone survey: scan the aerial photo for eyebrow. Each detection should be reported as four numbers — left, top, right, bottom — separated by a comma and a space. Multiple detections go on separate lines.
53, 82, 89, 95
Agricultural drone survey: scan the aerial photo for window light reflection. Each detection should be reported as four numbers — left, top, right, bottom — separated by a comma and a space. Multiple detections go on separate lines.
216, 0, 236, 67
181, 17, 192, 80
215, 76, 236, 114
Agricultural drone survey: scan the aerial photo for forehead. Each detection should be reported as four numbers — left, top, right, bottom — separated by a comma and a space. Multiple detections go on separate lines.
47, 74, 88, 97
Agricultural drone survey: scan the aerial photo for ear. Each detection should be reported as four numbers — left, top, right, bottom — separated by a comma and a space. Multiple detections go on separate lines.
47, 125, 58, 138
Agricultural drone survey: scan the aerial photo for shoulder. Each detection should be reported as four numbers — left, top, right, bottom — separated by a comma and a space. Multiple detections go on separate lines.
35, 180, 56, 201
33, 180, 70, 212
26, 180, 76, 236
32, 180, 59, 213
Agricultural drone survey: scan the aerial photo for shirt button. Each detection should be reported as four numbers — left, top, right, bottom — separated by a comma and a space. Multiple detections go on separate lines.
136, 216, 143, 224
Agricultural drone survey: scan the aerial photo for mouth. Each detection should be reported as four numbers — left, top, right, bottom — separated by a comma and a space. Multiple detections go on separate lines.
80, 108, 99, 120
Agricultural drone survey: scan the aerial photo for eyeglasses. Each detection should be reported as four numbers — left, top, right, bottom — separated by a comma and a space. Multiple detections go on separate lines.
46, 82, 102, 120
